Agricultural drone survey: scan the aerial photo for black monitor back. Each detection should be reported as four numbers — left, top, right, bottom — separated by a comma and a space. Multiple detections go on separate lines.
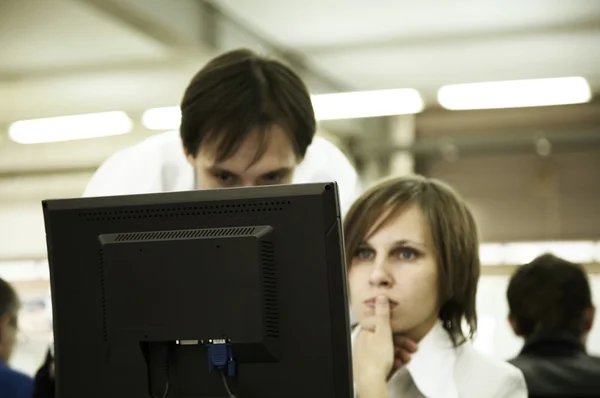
42, 183, 353, 398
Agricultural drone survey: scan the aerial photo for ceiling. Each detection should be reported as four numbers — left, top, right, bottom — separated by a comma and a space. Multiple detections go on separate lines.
0, 0, 166, 74
218, 0, 600, 100
0, 0, 599, 260
0, 0, 599, 177
1, 0, 598, 120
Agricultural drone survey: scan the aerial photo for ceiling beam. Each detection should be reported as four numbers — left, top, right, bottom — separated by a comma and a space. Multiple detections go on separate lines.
0, 58, 197, 82
2, 1, 351, 93
73, 0, 352, 93
0, 167, 98, 179
418, 100, 600, 137
72, 0, 200, 52
356, 127, 600, 157
482, 263, 600, 276
301, 17, 600, 55
202, 1, 349, 93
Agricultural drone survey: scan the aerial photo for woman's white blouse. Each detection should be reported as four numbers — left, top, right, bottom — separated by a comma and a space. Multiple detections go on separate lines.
351, 322, 528, 398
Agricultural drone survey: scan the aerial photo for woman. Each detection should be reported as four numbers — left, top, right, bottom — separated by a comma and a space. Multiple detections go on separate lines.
345, 175, 527, 398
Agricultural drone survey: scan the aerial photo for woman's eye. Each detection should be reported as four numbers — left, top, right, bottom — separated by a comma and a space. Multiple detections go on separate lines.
354, 248, 374, 261
394, 247, 418, 261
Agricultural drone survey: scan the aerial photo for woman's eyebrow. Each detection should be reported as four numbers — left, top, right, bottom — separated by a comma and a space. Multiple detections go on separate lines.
390, 239, 428, 248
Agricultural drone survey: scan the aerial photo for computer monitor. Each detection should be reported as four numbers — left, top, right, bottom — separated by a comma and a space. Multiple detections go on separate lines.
42, 182, 353, 398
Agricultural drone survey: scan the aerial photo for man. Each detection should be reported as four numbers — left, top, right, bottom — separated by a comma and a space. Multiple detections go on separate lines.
83, 48, 359, 213
507, 253, 600, 396
0, 278, 33, 398
34, 48, 360, 398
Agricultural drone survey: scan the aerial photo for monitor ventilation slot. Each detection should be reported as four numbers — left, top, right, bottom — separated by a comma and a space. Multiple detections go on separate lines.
260, 240, 279, 338
99, 248, 108, 342
114, 227, 256, 242
79, 201, 291, 222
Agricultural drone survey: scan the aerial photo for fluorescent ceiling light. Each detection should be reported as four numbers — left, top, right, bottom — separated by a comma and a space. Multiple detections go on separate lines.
141, 88, 424, 130
141, 106, 181, 131
438, 76, 592, 110
479, 241, 600, 266
312, 88, 424, 120
504, 241, 598, 265
479, 243, 505, 266
9, 111, 133, 144
0, 260, 49, 282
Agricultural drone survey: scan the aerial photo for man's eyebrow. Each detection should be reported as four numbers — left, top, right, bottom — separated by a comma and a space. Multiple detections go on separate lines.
207, 166, 239, 177
260, 167, 293, 176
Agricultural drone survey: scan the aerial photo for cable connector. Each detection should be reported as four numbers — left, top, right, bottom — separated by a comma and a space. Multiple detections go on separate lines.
206, 339, 236, 377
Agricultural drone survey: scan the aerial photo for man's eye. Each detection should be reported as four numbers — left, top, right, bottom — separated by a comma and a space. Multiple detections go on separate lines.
215, 173, 234, 183
262, 172, 284, 183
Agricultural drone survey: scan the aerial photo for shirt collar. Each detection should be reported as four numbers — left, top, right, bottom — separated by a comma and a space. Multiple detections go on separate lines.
352, 322, 460, 398
521, 330, 586, 357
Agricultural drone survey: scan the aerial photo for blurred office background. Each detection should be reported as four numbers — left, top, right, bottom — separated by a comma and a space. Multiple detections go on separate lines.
1, 0, 599, 375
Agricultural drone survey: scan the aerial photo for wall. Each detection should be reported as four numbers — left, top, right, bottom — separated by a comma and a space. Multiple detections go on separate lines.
424, 149, 600, 242
477, 274, 600, 359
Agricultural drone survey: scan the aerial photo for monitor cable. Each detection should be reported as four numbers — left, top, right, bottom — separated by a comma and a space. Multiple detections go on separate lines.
207, 339, 237, 398
151, 344, 171, 398
220, 372, 236, 398
157, 379, 169, 398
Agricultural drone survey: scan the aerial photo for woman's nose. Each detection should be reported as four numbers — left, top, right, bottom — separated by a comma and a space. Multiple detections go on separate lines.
368, 262, 393, 287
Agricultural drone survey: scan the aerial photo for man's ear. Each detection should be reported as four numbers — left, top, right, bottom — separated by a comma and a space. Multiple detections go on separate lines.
182, 143, 196, 168
508, 314, 522, 337
583, 305, 596, 333
186, 153, 196, 168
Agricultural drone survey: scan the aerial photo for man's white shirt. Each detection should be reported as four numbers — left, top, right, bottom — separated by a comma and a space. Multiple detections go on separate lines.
83, 130, 360, 214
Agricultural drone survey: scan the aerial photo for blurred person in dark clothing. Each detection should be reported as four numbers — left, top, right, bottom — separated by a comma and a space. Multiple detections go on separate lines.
0, 278, 33, 398
507, 253, 600, 396
32, 347, 54, 398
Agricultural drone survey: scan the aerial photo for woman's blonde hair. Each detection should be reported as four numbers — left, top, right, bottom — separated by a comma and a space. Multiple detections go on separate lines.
343, 175, 480, 346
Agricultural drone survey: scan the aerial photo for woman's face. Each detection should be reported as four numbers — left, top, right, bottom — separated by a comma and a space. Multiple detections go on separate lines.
348, 203, 439, 341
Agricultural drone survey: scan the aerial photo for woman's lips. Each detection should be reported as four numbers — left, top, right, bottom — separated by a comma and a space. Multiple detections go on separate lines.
364, 297, 398, 309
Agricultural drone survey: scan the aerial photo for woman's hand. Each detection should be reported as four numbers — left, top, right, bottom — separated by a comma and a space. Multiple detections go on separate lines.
393, 334, 418, 368
353, 296, 394, 396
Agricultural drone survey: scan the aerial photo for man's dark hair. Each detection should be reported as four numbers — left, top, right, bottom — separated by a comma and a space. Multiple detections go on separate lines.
507, 253, 593, 337
0, 277, 19, 322
180, 48, 316, 163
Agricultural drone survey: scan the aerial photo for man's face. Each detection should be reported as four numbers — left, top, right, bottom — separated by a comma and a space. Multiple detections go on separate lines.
188, 125, 300, 189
